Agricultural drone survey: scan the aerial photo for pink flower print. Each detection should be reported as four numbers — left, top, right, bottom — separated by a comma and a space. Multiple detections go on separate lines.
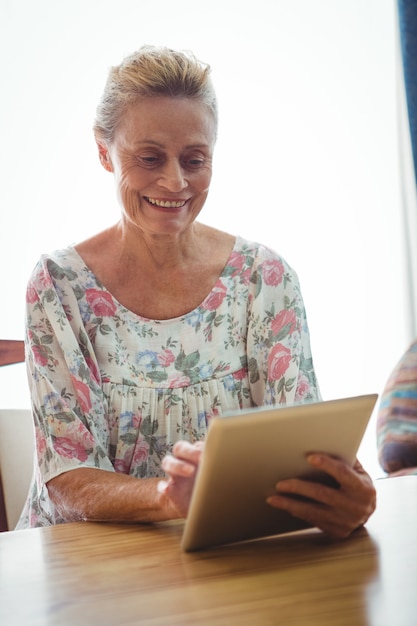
167, 373, 191, 387
295, 373, 311, 402
72, 378, 92, 413
262, 259, 285, 286
132, 412, 143, 429
85, 355, 101, 384
132, 437, 150, 466
114, 458, 128, 473
26, 283, 39, 304
86, 288, 117, 317
30, 511, 39, 526
267, 343, 292, 381
38, 268, 54, 290
63, 303, 73, 322
35, 427, 47, 456
228, 251, 245, 275
54, 436, 89, 462
271, 309, 297, 337
32, 345, 49, 367
203, 282, 227, 311
206, 407, 220, 424
233, 367, 247, 381
240, 268, 252, 285
157, 349, 176, 367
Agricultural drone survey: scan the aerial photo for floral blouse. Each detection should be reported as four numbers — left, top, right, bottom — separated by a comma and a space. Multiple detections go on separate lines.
17, 236, 321, 528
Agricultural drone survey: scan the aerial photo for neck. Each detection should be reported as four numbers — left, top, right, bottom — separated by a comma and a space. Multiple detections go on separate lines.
113, 219, 205, 269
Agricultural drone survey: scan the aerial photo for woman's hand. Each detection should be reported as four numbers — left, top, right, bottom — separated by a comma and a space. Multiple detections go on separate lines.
267, 455, 376, 539
158, 441, 205, 518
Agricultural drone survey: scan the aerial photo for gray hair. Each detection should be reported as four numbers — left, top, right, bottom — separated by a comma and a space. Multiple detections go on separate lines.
93, 45, 218, 142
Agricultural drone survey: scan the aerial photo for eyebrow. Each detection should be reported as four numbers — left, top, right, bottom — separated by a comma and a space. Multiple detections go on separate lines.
133, 140, 211, 149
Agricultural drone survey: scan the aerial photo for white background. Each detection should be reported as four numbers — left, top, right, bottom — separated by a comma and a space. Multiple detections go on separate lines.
0, 0, 409, 477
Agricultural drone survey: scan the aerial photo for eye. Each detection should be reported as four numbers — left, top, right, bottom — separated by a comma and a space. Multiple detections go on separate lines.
183, 156, 207, 169
137, 154, 162, 167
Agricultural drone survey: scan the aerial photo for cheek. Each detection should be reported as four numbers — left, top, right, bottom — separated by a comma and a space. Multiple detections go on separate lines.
195, 168, 212, 193
115, 171, 141, 214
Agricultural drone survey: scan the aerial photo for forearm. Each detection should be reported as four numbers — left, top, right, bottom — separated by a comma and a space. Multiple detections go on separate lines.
47, 467, 179, 524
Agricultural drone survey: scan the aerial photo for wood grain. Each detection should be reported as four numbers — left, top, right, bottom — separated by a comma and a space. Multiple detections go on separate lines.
0, 476, 416, 625
0, 340, 24, 367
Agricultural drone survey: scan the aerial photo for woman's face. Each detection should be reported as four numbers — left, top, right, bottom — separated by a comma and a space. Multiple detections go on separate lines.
98, 97, 216, 238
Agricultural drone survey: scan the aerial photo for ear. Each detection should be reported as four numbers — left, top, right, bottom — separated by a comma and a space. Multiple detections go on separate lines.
96, 138, 114, 173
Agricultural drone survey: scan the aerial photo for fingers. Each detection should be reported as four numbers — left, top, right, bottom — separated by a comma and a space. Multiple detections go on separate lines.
267, 454, 376, 539
304, 454, 357, 488
161, 453, 195, 477
157, 476, 193, 518
172, 440, 204, 464
157, 479, 169, 495
161, 440, 204, 478
304, 455, 377, 511
267, 492, 349, 538
159, 440, 204, 519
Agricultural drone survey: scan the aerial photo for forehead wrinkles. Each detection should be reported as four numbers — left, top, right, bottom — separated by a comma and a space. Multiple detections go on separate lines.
132, 139, 212, 153
112, 99, 216, 151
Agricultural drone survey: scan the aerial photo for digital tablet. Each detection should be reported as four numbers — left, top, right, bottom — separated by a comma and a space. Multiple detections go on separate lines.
181, 393, 378, 552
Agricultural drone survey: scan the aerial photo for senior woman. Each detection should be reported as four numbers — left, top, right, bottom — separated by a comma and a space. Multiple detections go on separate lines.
17, 45, 375, 537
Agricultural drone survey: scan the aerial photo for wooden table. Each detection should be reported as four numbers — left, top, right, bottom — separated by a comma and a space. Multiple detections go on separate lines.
1, 476, 416, 625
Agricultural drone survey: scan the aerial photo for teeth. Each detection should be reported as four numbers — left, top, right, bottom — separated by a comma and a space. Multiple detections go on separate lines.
146, 197, 186, 208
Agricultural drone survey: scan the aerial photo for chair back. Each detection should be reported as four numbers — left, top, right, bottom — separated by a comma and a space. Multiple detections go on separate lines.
0, 339, 25, 366
0, 409, 34, 530
0, 339, 33, 531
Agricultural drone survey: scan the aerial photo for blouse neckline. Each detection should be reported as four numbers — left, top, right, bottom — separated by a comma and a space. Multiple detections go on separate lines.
65, 235, 241, 324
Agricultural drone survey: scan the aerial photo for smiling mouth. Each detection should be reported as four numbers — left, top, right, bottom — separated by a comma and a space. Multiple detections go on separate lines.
145, 197, 187, 208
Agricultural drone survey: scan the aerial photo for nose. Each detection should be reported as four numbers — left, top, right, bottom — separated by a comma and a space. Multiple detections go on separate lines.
158, 159, 187, 192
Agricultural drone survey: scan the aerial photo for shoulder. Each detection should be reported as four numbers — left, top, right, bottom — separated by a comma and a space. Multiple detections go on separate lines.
27, 246, 85, 292
234, 236, 291, 264
73, 227, 116, 265
233, 236, 299, 283
195, 223, 235, 261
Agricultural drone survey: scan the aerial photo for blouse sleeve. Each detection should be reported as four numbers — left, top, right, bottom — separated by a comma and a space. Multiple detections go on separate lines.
377, 340, 417, 475
246, 245, 321, 407
25, 255, 114, 484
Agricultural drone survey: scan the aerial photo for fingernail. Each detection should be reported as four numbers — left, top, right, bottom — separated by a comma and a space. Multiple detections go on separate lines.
307, 454, 322, 465
157, 480, 167, 493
